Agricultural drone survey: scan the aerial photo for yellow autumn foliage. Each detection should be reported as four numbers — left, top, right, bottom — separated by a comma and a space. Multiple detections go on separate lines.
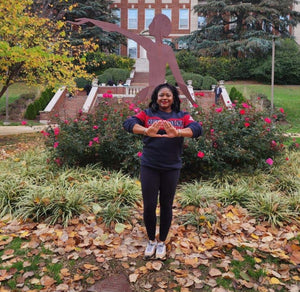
0, 0, 89, 99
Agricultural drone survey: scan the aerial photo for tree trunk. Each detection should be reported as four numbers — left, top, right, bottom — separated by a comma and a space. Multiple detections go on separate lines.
0, 62, 25, 99
0, 83, 9, 100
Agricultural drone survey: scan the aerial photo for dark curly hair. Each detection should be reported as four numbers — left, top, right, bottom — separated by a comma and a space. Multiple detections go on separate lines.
149, 83, 181, 112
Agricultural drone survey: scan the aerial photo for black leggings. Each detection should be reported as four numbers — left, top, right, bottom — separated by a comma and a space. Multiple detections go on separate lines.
140, 165, 180, 242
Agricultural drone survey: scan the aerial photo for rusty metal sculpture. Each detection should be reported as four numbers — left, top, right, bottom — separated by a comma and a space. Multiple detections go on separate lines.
72, 14, 195, 105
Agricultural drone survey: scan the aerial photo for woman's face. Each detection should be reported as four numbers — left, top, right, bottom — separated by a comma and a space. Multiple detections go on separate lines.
157, 87, 174, 112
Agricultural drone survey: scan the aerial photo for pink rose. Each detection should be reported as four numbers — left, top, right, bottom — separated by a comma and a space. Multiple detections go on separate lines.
264, 118, 272, 124
197, 151, 205, 158
266, 158, 273, 165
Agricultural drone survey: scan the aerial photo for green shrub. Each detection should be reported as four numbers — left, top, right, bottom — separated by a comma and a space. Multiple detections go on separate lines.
43, 97, 289, 181
182, 102, 288, 179
182, 72, 203, 89
229, 87, 237, 98
250, 39, 300, 85
175, 45, 300, 84
177, 168, 300, 227
176, 50, 201, 73
216, 183, 251, 207
85, 51, 135, 75
98, 73, 113, 85
229, 87, 246, 104
44, 99, 143, 176
24, 103, 36, 120
202, 75, 217, 90
33, 99, 41, 116
97, 68, 130, 85
75, 77, 91, 89
197, 56, 241, 81
165, 74, 176, 86
177, 210, 217, 232
23, 88, 54, 119
166, 72, 207, 90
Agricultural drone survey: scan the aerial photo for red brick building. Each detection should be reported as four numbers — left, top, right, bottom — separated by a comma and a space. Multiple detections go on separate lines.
110, 0, 199, 58
110, 0, 300, 60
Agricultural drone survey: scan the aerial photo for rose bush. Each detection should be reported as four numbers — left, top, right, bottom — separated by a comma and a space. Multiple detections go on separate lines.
43, 96, 296, 180
182, 101, 290, 179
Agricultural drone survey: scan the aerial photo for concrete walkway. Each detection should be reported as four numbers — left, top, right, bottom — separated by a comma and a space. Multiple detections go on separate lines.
0, 125, 47, 136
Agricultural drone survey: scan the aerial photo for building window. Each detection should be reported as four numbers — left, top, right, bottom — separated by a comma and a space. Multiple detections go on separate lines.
145, 9, 155, 29
113, 8, 121, 26
179, 9, 189, 29
198, 16, 206, 29
162, 8, 172, 21
128, 39, 137, 58
128, 9, 138, 29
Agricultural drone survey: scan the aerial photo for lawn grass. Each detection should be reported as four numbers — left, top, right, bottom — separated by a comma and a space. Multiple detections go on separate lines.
226, 83, 300, 133
0, 83, 41, 112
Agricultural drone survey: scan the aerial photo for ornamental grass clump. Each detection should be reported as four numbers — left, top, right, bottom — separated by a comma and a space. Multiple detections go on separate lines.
14, 184, 55, 223
95, 172, 141, 207
177, 210, 217, 232
14, 184, 93, 226
177, 181, 215, 208
100, 202, 130, 226
0, 174, 25, 217
0, 144, 142, 226
45, 188, 93, 226
270, 174, 300, 195
287, 192, 300, 216
245, 192, 296, 226
216, 183, 251, 208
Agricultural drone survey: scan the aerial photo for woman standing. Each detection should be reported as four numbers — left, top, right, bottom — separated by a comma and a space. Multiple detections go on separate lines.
123, 83, 203, 260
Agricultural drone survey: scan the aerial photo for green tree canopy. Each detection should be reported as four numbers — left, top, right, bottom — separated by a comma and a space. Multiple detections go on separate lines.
0, 0, 88, 100
250, 38, 300, 84
180, 0, 300, 57
31, 0, 125, 53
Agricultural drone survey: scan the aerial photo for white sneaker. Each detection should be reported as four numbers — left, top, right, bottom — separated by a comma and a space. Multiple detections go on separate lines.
155, 242, 166, 260
144, 240, 157, 258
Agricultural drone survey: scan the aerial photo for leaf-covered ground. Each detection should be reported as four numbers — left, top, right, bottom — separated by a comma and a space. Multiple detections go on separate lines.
0, 201, 300, 291
0, 134, 299, 292
0, 133, 44, 161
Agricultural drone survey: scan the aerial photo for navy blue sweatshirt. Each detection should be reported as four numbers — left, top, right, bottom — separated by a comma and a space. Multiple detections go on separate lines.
123, 108, 203, 170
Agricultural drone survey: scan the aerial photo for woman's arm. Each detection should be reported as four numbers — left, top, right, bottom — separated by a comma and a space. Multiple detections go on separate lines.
177, 127, 193, 138
132, 123, 148, 135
